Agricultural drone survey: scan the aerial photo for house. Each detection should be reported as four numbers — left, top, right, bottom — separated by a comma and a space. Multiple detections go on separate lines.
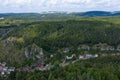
117, 45, 120, 51
35, 63, 51, 71
85, 53, 93, 58
66, 54, 76, 60
44, 64, 53, 70
39, 67, 47, 71
72, 54, 76, 57
8, 67, 15, 72
1, 72, 5, 75
80, 45, 90, 50
116, 52, 120, 55
101, 46, 114, 51
63, 48, 69, 53
101, 45, 114, 51
50, 54, 54, 58
101, 53, 108, 57
66, 55, 73, 60
22, 67, 30, 72
38, 63, 44, 68
92, 43, 115, 51
1, 62, 6, 66
0, 66, 3, 70
92, 43, 106, 50
6, 71, 10, 74
111, 53, 116, 56
78, 47, 80, 50
109, 46, 115, 50
79, 55, 84, 59
92, 44, 100, 50
94, 54, 98, 58
3, 67, 8, 71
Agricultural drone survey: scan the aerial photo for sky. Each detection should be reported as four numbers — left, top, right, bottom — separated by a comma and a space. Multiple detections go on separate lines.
0, 0, 120, 13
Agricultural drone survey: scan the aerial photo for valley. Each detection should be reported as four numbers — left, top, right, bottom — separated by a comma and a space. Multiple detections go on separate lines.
0, 12, 120, 80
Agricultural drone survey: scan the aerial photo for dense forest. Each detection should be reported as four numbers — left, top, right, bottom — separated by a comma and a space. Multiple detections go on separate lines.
3, 20, 120, 48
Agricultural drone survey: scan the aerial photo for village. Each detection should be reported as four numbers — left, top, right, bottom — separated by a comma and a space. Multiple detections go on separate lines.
0, 62, 15, 76
0, 43, 120, 76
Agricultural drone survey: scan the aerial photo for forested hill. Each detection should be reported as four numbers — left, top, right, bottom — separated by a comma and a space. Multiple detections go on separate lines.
4, 20, 120, 47
0, 19, 120, 66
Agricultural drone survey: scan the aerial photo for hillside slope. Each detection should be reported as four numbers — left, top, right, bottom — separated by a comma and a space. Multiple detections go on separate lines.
0, 19, 120, 66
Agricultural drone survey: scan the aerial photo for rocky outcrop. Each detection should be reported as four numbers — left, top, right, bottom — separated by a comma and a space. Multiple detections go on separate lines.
23, 44, 45, 63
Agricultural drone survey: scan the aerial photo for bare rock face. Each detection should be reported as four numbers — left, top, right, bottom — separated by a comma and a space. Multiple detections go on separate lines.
24, 44, 44, 62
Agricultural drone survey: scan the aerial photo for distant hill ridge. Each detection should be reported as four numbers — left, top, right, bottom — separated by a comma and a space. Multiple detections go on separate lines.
1, 11, 120, 18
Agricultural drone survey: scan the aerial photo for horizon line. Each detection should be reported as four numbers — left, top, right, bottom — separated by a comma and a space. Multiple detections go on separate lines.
0, 10, 120, 14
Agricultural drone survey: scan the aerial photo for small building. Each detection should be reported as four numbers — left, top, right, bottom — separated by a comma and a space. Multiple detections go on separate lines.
101, 45, 114, 51
66, 55, 73, 60
80, 45, 90, 50
94, 54, 98, 58
3, 67, 8, 71
7, 71, 10, 74
92, 43, 115, 51
117, 45, 120, 51
111, 53, 117, 56
1, 72, 5, 75
35, 63, 45, 68
8, 67, 15, 72
101, 53, 108, 57
50, 54, 54, 58
0, 66, 3, 70
1, 62, 6, 66
72, 54, 76, 57
78, 47, 80, 50
92, 44, 100, 50
79, 55, 84, 59
63, 48, 69, 53
85, 54, 93, 58
116, 52, 120, 55
100, 46, 114, 51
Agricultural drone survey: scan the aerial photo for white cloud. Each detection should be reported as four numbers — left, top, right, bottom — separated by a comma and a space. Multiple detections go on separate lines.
1, 0, 31, 6
63, 0, 91, 4
0, 0, 120, 12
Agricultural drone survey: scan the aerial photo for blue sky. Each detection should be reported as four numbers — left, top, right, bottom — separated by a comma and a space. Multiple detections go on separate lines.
0, 0, 120, 13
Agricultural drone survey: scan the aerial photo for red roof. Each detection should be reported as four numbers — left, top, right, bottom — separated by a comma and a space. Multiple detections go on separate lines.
0, 66, 3, 69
